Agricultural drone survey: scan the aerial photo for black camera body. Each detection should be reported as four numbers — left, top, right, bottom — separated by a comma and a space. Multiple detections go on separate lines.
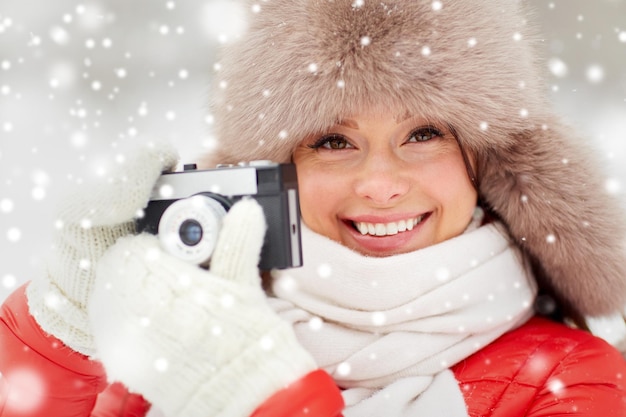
137, 161, 302, 270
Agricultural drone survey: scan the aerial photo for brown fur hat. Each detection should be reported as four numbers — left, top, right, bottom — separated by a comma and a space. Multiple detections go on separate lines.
203, 0, 626, 317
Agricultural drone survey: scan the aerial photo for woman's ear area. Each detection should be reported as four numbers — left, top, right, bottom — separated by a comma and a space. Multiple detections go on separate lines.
475, 120, 626, 317
448, 124, 480, 192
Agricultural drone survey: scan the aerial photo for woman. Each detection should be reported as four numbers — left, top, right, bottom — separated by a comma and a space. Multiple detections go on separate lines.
1, 0, 626, 416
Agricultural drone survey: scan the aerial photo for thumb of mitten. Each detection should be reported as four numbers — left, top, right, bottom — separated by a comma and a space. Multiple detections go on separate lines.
209, 198, 267, 285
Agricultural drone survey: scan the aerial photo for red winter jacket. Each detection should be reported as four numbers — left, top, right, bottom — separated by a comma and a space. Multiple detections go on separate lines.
1, 283, 625, 416
0, 285, 152, 416
453, 316, 626, 416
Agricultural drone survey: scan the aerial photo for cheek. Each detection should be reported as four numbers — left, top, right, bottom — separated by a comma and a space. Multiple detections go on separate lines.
421, 156, 478, 228
295, 164, 342, 231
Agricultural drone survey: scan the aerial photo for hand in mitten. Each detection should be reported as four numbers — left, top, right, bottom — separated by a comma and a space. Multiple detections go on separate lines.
26, 142, 179, 356
89, 199, 324, 417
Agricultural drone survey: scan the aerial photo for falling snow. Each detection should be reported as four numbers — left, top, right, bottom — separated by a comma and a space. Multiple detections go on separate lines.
0, 3, 626, 415
547, 378, 565, 394
548, 58, 569, 77
317, 263, 333, 279
371, 311, 387, 326
1, 367, 46, 413
336, 362, 352, 376
308, 316, 323, 331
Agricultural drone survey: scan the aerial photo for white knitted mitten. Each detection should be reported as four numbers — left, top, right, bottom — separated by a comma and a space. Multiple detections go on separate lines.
89, 199, 317, 417
26, 142, 179, 356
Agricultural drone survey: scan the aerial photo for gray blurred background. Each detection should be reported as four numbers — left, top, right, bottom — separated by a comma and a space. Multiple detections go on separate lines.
1, 0, 625, 303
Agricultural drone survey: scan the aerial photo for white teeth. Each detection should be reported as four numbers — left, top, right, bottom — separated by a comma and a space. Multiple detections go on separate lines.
355, 215, 424, 236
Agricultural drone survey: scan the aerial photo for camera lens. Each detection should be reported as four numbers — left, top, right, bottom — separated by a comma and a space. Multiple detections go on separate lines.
157, 194, 228, 266
179, 219, 203, 246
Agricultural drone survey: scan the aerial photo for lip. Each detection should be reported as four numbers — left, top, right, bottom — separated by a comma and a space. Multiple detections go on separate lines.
341, 212, 431, 256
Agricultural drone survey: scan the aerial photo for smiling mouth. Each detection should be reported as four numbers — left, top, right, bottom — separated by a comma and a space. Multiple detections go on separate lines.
352, 215, 426, 237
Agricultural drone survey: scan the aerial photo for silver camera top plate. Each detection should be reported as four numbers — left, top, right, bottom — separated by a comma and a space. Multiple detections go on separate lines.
150, 166, 258, 201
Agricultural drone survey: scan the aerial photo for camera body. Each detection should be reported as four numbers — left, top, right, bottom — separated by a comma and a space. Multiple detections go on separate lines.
137, 161, 302, 270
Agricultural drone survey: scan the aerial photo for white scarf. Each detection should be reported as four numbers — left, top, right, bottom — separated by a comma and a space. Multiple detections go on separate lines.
269, 217, 537, 416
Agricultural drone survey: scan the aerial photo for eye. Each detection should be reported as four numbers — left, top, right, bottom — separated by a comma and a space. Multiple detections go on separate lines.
308, 134, 354, 150
406, 126, 444, 143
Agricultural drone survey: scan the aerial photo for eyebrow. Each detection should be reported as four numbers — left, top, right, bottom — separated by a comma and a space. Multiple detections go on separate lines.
336, 119, 359, 129
394, 111, 414, 123
335, 112, 419, 129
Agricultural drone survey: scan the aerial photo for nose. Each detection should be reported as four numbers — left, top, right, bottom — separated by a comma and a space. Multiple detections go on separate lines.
353, 151, 410, 205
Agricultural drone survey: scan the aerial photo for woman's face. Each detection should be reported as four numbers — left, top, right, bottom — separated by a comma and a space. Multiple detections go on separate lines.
292, 112, 478, 257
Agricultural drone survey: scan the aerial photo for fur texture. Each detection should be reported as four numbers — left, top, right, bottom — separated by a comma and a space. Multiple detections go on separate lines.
203, 0, 626, 317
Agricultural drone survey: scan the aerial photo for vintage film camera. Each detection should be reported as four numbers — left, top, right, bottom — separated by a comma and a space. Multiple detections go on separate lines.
136, 161, 302, 270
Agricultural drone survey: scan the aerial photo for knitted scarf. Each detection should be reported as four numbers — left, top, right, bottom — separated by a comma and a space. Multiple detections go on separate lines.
269, 217, 537, 416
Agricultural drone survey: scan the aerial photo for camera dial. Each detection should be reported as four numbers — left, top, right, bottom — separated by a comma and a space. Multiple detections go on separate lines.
157, 194, 228, 266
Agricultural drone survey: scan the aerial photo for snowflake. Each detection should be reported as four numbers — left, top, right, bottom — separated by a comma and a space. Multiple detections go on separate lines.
0, 198, 14, 213
548, 58, 568, 77
308, 316, 323, 331
547, 378, 565, 394
2, 274, 16, 289
49, 26, 69, 45
605, 177, 621, 194
220, 293, 235, 308
336, 362, 351, 376
317, 263, 332, 279
586, 64, 604, 84
371, 311, 386, 326
115, 68, 127, 78
259, 336, 274, 351
2, 367, 46, 413
276, 275, 297, 293
6, 228, 21, 242
28, 34, 42, 46
435, 267, 450, 282
138, 102, 149, 116
154, 357, 169, 373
